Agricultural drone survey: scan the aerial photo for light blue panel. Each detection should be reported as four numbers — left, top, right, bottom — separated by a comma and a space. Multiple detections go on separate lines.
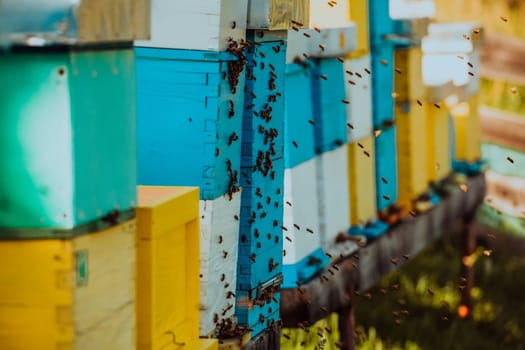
311, 57, 347, 154
236, 290, 280, 337
371, 43, 395, 128
374, 125, 398, 211
135, 47, 245, 200
281, 247, 330, 289
241, 31, 287, 167
0, 48, 136, 233
237, 157, 284, 290
284, 62, 316, 168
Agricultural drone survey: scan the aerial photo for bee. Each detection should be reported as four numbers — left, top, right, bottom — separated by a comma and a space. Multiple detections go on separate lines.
319, 44, 326, 51
417, 99, 423, 106
394, 67, 402, 74
306, 228, 314, 234
319, 74, 328, 80
250, 254, 256, 262
231, 21, 237, 29
346, 70, 353, 75
215, 148, 220, 157
286, 201, 292, 206
364, 68, 371, 74
381, 177, 388, 184
468, 72, 475, 76
325, 252, 332, 258
380, 59, 388, 66
348, 80, 356, 85
259, 51, 266, 58
337, 56, 344, 63
233, 215, 239, 221
292, 140, 299, 148
467, 62, 474, 68
342, 99, 350, 104
507, 156, 514, 163
218, 235, 223, 244
283, 334, 290, 340
292, 25, 299, 31
363, 150, 370, 157
355, 72, 362, 78
390, 257, 398, 265
272, 45, 281, 53
308, 119, 315, 125
282, 226, 288, 231
223, 251, 228, 258
220, 273, 226, 282
320, 306, 328, 313
500, 15, 508, 22
285, 236, 292, 242
293, 224, 300, 230
347, 122, 354, 129
383, 195, 391, 201
434, 103, 441, 109
313, 26, 321, 33
403, 254, 409, 260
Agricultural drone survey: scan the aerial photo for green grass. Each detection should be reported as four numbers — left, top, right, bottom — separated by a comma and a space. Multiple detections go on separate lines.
354, 232, 525, 350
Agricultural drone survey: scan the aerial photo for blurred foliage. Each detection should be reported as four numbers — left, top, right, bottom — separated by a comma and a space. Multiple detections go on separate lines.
480, 78, 525, 115
355, 233, 525, 350
281, 313, 341, 350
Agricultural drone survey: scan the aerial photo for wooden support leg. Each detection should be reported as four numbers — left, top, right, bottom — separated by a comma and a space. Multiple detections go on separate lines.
338, 282, 356, 350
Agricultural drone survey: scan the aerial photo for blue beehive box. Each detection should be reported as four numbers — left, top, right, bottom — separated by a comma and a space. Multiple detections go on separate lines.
368, 0, 395, 46
237, 156, 284, 290
236, 289, 280, 337
284, 62, 316, 168
371, 43, 395, 128
374, 125, 398, 211
135, 47, 245, 200
0, 47, 136, 236
311, 57, 347, 154
241, 30, 287, 167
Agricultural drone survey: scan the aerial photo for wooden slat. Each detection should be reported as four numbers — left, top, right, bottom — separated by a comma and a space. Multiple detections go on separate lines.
479, 106, 525, 152
480, 33, 525, 85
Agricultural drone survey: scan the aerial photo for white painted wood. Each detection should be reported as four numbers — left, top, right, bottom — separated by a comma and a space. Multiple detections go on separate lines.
247, 0, 309, 30
283, 158, 322, 265
310, 0, 350, 28
344, 54, 373, 142
306, 24, 357, 58
199, 190, 241, 336
316, 146, 351, 249
389, 0, 436, 19
135, 0, 248, 51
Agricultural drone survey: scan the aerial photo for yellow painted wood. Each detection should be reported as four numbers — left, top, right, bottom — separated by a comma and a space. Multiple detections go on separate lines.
136, 186, 202, 350
349, 0, 370, 56
217, 333, 251, 350
394, 47, 424, 101
450, 94, 481, 162
0, 221, 136, 350
426, 102, 451, 183
395, 102, 428, 208
347, 136, 377, 225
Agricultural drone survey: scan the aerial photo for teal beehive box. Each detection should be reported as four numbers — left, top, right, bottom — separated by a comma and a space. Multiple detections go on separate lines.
0, 47, 137, 237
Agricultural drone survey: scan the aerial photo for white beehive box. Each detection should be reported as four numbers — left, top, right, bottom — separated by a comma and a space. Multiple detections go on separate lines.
283, 158, 323, 266
316, 145, 351, 249
199, 190, 241, 336
344, 54, 373, 142
135, 0, 248, 51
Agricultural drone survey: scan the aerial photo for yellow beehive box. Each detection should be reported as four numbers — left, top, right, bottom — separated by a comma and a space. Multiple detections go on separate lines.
450, 94, 481, 162
0, 221, 136, 350
394, 47, 424, 102
347, 136, 377, 225
349, 0, 370, 56
395, 101, 428, 210
137, 186, 216, 350
426, 102, 451, 183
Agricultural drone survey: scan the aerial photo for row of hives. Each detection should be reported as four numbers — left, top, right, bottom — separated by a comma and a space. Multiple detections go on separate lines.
0, 0, 483, 349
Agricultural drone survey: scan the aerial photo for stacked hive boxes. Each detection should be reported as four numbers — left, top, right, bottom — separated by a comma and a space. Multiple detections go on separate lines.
134, 0, 248, 338
422, 22, 484, 175
0, 1, 148, 348
235, 1, 310, 336
368, 0, 435, 220
136, 186, 217, 350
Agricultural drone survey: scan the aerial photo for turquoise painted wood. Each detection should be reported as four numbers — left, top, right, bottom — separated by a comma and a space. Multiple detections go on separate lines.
311, 57, 347, 154
241, 30, 287, 167
135, 48, 245, 200
374, 125, 398, 211
371, 43, 395, 128
481, 143, 524, 178
0, 48, 136, 233
236, 290, 280, 337
284, 62, 316, 168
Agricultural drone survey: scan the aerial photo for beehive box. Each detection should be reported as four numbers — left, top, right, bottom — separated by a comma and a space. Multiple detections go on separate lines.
0, 48, 136, 234
284, 62, 316, 168
374, 125, 398, 211
394, 46, 424, 101
238, 157, 284, 290
242, 30, 287, 166
370, 43, 395, 128
310, 0, 351, 28
0, 0, 149, 45
368, 0, 394, 46
349, 0, 370, 56
199, 191, 242, 336
282, 158, 327, 288
316, 146, 351, 249
450, 95, 481, 162
137, 187, 218, 349
396, 101, 429, 210
481, 143, 525, 178
135, 48, 245, 200
305, 25, 358, 58
247, 0, 310, 30
0, 221, 136, 350
311, 57, 347, 153
236, 290, 280, 337
344, 54, 373, 142
135, 0, 247, 51
347, 136, 377, 225
426, 102, 451, 183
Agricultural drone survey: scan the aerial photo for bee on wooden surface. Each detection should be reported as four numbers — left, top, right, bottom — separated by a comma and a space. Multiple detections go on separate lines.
337, 56, 344, 63
342, 99, 350, 104
347, 122, 354, 129
394, 67, 402, 74
293, 224, 300, 230
306, 228, 314, 234
319, 74, 328, 80
383, 195, 391, 201
364, 68, 371, 74
319, 44, 326, 51
231, 21, 237, 29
